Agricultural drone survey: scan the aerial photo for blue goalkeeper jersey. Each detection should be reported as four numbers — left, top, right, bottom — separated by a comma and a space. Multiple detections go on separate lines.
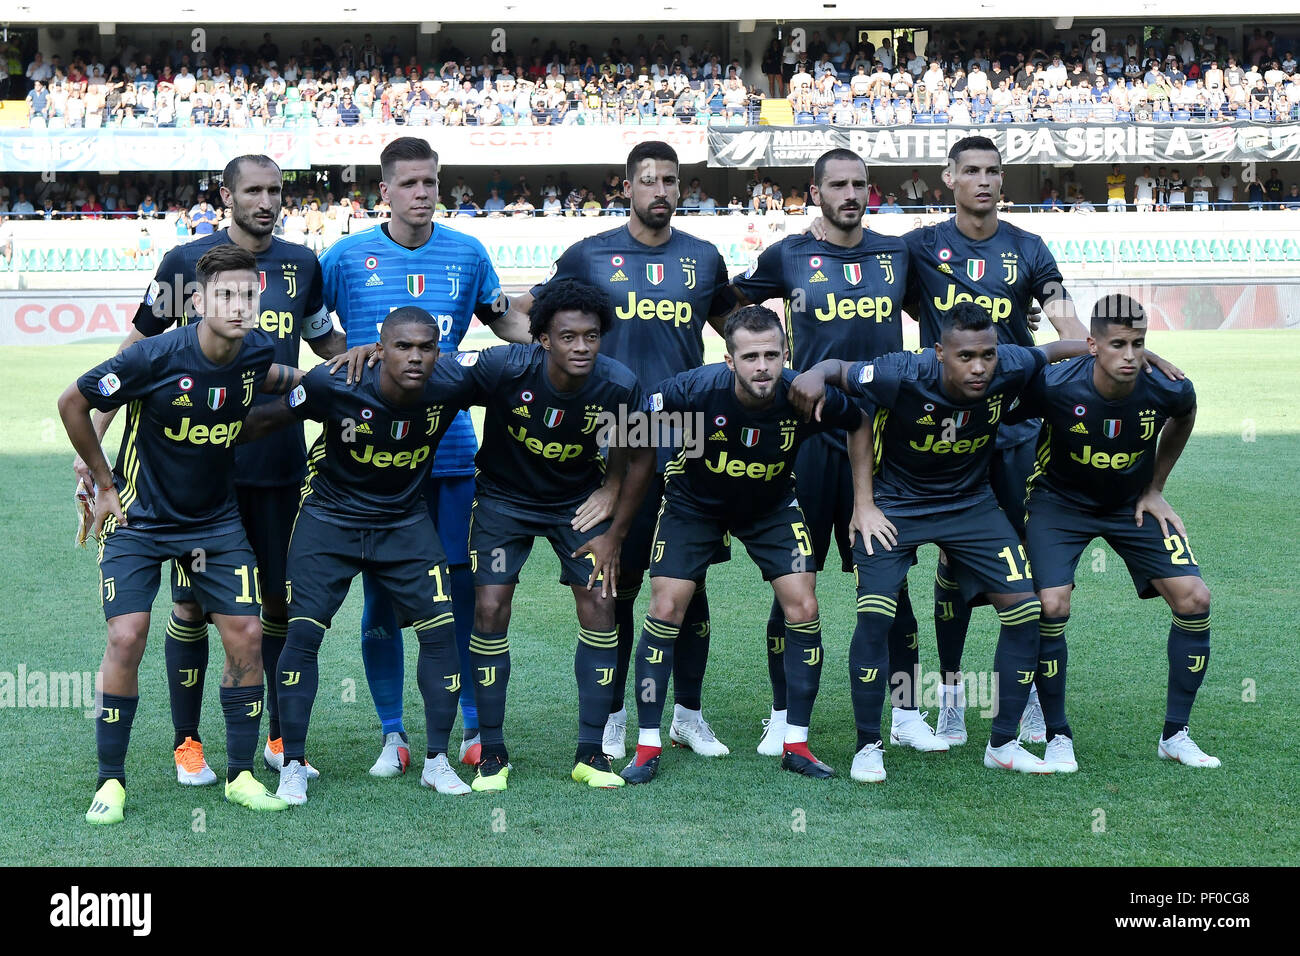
320, 222, 503, 477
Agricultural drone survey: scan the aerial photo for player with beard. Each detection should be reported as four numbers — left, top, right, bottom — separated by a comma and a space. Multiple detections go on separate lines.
812, 137, 1089, 746
501, 141, 737, 763
72, 155, 344, 787
729, 148, 947, 758
622, 306, 874, 784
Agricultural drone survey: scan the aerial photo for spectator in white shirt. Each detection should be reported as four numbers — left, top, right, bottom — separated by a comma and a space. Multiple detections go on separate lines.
1189, 165, 1213, 210
1044, 55, 1067, 88
1133, 165, 1156, 211
1215, 164, 1236, 209
923, 61, 945, 91
900, 170, 928, 202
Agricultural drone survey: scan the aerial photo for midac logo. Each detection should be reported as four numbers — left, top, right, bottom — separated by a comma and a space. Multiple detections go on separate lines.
714, 130, 771, 167
49, 886, 152, 936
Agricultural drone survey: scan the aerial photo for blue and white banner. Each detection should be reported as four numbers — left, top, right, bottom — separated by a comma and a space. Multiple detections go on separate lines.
0, 128, 311, 172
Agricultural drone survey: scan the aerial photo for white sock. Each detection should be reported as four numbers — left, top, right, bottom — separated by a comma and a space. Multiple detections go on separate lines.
770, 707, 788, 723
638, 728, 662, 748
609, 706, 626, 722
674, 704, 701, 722
942, 682, 966, 708
892, 706, 918, 725
784, 724, 809, 744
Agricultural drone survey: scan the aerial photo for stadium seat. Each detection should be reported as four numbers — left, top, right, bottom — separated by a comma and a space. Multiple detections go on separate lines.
513, 244, 530, 267
1262, 239, 1283, 261
795, 111, 814, 124
1191, 239, 1211, 262
1235, 108, 1250, 120
1134, 239, 1155, 261
1062, 240, 1082, 263
1172, 109, 1191, 122
1118, 239, 1137, 261
1226, 238, 1248, 261
1098, 239, 1113, 261
1253, 108, 1272, 122
494, 245, 514, 269
96, 249, 115, 271
1046, 239, 1064, 260
1172, 239, 1192, 261
19, 249, 40, 271
1154, 240, 1173, 262
1282, 238, 1300, 260
531, 245, 547, 269
815, 112, 830, 124
914, 112, 933, 124
1208, 239, 1228, 261
1152, 109, 1171, 122
1116, 110, 1133, 121
1081, 240, 1103, 262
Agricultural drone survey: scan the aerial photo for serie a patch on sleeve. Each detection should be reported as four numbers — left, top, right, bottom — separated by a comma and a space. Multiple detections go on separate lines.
288, 384, 307, 407
455, 351, 479, 366
858, 364, 874, 384
648, 392, 664, 411
98, 373, 122, 396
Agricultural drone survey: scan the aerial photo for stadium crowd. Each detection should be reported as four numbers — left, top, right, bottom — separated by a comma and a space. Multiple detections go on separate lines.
13, 23, 1300, 129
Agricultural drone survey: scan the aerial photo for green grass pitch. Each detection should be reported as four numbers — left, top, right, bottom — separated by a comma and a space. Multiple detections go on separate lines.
1, 331, 1295, 866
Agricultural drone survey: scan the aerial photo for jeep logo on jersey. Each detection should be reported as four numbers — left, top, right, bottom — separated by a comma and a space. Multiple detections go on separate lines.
392, 420, 410, 440
1103, 419, 1121, 439
740, 427, 760, 447
407, 274, 425, 297
258, 271, 267, 293
646, 263, 664, 285
843, 263, 862, 284
207, 387, 227, 410
543, 408, 564, 428
967, 259, 985, 281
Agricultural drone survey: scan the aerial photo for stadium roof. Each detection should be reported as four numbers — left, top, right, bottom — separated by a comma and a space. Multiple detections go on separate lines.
13, 2, 1300, 25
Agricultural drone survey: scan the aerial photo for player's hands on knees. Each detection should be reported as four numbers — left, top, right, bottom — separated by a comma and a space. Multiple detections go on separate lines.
1142, 349, 1185, 381
850, 503, 897, 555
1134, 486, 1186, 539
789, 370, 827, 422
572, 485, 616, 533
327, 343, 381, 384
806, 215, 828, 242
573, 533, 620, 599
92, 485, 126, 538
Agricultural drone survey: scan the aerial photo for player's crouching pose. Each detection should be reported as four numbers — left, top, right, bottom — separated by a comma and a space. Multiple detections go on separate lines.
457, 279, 655, 791
58, 245, 304, 823
792, 302, 1089, 782
1011, 294, 1216, 771
240, 307, 473, 803
623, 306, 874, 783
